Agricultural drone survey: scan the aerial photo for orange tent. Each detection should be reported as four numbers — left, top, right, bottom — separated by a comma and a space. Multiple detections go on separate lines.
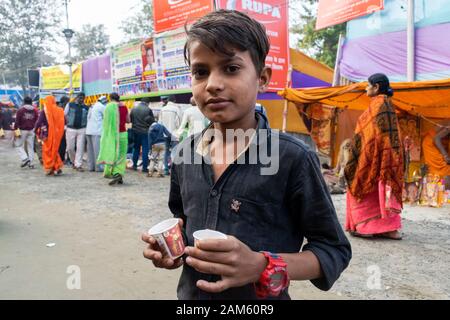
279, 79, 450, 119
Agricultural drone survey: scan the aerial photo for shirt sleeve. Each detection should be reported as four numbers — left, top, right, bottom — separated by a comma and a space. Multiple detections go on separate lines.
14, 109, 22, 130
145, 108, 155, 126
34, 111, 47, 133
176, 111, 189, 138
289, 149, 352, 291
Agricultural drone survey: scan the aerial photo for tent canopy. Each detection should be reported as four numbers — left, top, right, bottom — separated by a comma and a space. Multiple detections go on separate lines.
258, 48, 334, 133
279, 79, 450, 119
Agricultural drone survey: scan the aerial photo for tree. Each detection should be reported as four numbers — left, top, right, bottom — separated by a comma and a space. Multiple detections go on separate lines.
119, 0, 154, 43
0, 0, 61, 93
72, 24, 110, 61
290, 0, 345, 68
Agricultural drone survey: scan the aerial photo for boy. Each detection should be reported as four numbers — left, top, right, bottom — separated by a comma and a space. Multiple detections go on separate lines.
142, 10, 351, 300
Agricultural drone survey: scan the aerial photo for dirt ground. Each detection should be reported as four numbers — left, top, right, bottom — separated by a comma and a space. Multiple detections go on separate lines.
1, 138, 449, 300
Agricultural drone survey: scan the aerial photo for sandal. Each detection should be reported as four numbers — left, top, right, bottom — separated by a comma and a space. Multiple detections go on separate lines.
349, 231, 374, 238
374, 231, 403, 240
109, 174, 123, 186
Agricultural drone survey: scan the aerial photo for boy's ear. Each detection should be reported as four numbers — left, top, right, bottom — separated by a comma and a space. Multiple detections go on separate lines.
258, 67, 272, 93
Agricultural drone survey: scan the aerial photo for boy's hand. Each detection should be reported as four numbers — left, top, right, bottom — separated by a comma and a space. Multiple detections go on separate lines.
184, 236, 268, 293
142, 218, 184, 270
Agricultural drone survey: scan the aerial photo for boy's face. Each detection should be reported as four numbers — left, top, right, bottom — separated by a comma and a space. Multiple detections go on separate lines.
189, 41, 271, 126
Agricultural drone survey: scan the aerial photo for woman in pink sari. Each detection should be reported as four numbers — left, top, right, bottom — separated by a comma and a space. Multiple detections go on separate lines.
344, 74, 404, 240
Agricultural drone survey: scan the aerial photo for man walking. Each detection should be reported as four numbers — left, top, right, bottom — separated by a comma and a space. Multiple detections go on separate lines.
14, 97, 38, 169
158, 95, 181, 175
86, 96, 107, 172
130, 97, 155, 173
65, 92, 89, 171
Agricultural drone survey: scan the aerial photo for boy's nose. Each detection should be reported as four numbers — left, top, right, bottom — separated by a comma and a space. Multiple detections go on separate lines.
206, 72, 225, 93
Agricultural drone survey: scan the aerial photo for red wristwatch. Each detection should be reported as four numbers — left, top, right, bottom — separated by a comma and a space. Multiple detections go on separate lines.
255, 251, 290, 298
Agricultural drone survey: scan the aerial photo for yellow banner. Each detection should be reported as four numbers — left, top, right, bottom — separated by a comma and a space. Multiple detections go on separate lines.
40, 64, 82, 90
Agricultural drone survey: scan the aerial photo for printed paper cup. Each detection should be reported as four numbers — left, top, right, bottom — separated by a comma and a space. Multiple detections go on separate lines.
193, 229, 228, 247
148, 218, 185, 259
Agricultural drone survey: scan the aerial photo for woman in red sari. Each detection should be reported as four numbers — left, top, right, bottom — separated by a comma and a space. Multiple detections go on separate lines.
344, 74, 404, 240
35, 96, 65, 175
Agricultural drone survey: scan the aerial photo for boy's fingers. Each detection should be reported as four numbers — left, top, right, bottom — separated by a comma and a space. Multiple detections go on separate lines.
143, 248, 162, 260
141, 233, 155, 244
196, 279, 229, 293
185, 256, 234, 276
155, 257, 175, 268
185, 246, 234, 265
196, 237, 236, 252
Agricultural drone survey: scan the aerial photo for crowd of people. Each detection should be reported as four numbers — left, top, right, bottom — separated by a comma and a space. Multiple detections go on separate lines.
0, 91, 208, 186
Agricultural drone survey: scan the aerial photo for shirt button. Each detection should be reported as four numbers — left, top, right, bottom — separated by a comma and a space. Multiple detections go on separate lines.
210, 190, 218, 197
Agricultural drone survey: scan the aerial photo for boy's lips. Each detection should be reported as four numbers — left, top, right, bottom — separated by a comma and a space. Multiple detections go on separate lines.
206, 98, 232, 110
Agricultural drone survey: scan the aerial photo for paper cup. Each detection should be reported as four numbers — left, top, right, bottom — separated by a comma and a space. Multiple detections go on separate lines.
193, 229, 228, 247
148, 218, 185, 259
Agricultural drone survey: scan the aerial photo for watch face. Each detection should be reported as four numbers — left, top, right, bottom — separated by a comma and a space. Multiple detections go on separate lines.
269, 272, 285, 291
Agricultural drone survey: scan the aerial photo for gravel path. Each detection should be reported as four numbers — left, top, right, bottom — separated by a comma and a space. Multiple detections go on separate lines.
0, 139, 449, 299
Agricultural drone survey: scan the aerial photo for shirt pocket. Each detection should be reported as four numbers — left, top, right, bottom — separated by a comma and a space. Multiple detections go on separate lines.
220, 193, 275, 249
229, 196, 274, 225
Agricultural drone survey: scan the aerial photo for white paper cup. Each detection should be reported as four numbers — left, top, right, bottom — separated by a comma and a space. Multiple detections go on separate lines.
193, 229, 228, 247
148, 218, 185, 259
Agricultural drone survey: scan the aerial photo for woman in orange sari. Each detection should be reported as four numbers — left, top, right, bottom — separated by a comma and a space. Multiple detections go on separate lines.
35, 96, 65, 176
344, 74, 404, 240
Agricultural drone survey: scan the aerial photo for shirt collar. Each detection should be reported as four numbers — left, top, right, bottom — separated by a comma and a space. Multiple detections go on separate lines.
195, 112, 270, 158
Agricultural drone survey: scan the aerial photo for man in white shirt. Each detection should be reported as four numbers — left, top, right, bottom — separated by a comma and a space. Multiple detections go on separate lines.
85, 96, 107, 172
158, 95, 181, 175
176, 97, 208, 141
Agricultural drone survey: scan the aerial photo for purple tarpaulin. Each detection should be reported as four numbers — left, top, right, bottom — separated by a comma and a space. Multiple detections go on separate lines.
82, 54, 113, 96
258, 70, 331, 100
340, 22, 450, 82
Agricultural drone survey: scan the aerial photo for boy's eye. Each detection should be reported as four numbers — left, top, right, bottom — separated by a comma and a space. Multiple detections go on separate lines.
225, 65, 240, 73
192, 68, 208, 78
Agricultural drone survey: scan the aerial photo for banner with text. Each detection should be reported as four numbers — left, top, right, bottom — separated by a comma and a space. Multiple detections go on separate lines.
154, 30, 192, 92
316, 0, 384, 30
111, 41, 146, 96
154, 0, 214, 33
216, 0, 289, 91
141, 39, 159, 94
40, 64, 82, 91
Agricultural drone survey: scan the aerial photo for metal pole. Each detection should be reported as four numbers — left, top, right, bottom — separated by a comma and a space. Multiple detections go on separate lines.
330, 34, 345, 167
332, 34, 344, 87
281, 65, 293, 133
2, 73, 6, 95
64, 0, 70, 29
407, 0, 415, 82
64, 0, 73, 93
68, 42, 73, 93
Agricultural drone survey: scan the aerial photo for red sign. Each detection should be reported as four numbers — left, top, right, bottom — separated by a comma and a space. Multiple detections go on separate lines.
316, 0, 384, 30
216, 0, 290, 91
153, 0, 215, 33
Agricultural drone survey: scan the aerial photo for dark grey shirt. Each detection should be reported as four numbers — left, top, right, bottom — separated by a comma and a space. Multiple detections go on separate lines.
130, 103, 155, 134
169, 114, 351, 300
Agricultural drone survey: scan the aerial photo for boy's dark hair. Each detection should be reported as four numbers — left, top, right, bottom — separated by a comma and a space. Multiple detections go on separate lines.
24, 96, 32, 105
77, 92, 86, 98
184, 9, 270, 74
110, 93, 120, 102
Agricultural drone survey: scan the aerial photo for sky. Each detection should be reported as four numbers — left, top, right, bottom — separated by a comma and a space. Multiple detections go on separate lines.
67, 0, 141, 45
56, 0, 304, 60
